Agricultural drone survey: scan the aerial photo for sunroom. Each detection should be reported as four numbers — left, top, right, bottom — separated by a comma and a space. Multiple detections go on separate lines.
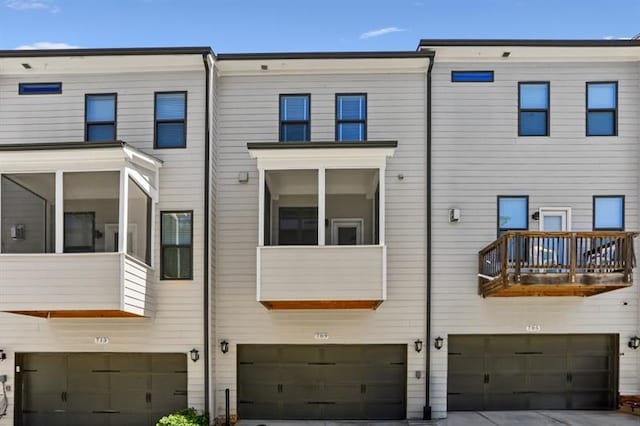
0, 142, 161, 318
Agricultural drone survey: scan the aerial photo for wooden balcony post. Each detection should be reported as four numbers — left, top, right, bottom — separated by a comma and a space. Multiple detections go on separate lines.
514, 233, 521, 283
624, 234, 632, 283
501, 234, 509, 286
569, 233, 577, 283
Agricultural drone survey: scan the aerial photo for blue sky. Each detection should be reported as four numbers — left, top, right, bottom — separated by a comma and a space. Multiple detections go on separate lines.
0, 0, 639, 52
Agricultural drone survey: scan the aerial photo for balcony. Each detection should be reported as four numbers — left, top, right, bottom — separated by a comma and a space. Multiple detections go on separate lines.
248, 141, 395, 309
0, 142, 161, 317
478, 231, 638, 297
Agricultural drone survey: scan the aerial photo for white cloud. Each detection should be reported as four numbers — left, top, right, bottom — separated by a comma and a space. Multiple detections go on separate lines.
4, 0, 59, 12
360, 27, 406, 40
15, 41, 79, 50
603, 35, 632, 40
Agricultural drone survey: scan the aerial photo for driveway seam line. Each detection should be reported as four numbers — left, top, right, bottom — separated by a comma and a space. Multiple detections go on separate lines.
536, 411, 571, 425
475, 412, 500, 425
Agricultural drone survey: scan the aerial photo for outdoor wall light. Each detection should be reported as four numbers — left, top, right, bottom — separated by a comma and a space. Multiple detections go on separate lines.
434, 336, 444, 350
189, 348, 200, 362
629, 336, 640, 350
414, 339, 423, 353
220, 340, 229, 354
0, 350, 5, 361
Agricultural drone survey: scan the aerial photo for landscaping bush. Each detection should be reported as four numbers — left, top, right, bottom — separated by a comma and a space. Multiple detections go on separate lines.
156, 408, 209, 426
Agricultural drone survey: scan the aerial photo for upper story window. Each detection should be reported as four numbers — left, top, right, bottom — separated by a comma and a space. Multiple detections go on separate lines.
593, 195, 624, 230
85, 94, 117, 141
279, 94, 310, 142
587, 82, 617, 136
498, 196, 528, 236
155, 92, 187, 148
451, 71, 494, 83
18, 82, 62, 95
161, 211, 193, 280
336, 94, 367, 141
519, 82, 549, 136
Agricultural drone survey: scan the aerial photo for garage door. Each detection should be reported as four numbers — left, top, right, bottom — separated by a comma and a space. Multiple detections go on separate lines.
16, 353, 187, 426
448, 334, 618, 411
238, 344, 406, 420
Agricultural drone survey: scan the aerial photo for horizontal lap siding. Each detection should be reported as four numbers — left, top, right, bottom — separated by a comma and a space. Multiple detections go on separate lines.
430, 60, 640, 418
214, 72, 427, 418
0, 69, 207, 423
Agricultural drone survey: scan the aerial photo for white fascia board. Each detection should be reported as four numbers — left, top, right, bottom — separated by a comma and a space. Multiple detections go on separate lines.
249, 147, 396, 170
427, 46, 640, 62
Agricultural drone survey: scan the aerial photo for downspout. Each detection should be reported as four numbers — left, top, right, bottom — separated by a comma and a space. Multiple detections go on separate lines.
423, 50, 435, 421
202, 52, 212, 417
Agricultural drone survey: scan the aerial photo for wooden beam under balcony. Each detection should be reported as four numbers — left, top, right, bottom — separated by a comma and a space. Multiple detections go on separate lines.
478, 231, 638, 297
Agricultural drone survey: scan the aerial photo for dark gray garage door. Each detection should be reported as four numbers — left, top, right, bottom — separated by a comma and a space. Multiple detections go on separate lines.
448, 334, 618, 411
16, 353, 187, 426
238, 344, 406, 420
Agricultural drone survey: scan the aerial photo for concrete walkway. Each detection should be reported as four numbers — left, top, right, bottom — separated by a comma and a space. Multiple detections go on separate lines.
237, 411, 639, 426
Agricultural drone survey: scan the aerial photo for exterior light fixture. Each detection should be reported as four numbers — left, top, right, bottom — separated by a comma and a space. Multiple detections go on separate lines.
629, 336, 640, 350
414, 339, 423, 353
0, 350, 5, 361
434, 336, 444, 350
502, 51, 511, 58
189, 348, 200, 362
220, 340, 229, 354
21, 63, 32, 69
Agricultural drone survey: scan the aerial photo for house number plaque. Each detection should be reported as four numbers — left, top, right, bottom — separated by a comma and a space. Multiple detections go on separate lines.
525, 325, 542, 332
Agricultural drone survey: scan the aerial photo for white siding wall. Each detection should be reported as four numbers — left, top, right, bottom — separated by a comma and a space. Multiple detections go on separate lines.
430, 60, 640, 418
214, 71, 427, 419
0, 68, 207, 424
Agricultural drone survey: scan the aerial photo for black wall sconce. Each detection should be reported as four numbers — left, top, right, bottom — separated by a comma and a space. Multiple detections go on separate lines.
220, 340, 229, 354
434, 336, 444, 350
414, 339, 423, 353
629, 336, 640, 350
0, 350, 6, 361
531, 211, 540, 221
189, 348, 200, 362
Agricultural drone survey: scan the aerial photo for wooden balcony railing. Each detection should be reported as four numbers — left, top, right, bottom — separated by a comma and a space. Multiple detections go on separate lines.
478, 231, 638, 297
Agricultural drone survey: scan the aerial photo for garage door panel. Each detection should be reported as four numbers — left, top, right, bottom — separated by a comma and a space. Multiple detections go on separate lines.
66, 391, 110, 412
238, 364, 279, 382
110, 354, 150, 372
323, 383, 361, 400
324, 402, 362, 420
490, 373, 527, 392
529, 335, 568, 354
447, 392, 483, 411
448, 335, 484, 354
529, 392, 568, 409
281, 364, 322, 382
487, 355, 525, 372
486, 392, 528, 410
364, 401, 405, 420
110, 390, 148, 412
67, 372, 109, 392
22, 412, 67, 426
572, 355, 610, 371
110, 413, 150, 426
448, 373, 485, 393
530, 372, 567, 391
366, 383, 405, 401
571, 391, 613, 409
572, 372, 611, 389
488, 336, 527, 354
448, 355, 483, 373
280, 345, 322, 363
151, 354, 187, 373
282, 383, 323, 402
529, 356, 566, 372
111, 372, 149, 391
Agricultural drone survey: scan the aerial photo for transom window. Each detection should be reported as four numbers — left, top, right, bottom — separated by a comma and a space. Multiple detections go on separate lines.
161, 211, 193, 280
85, 94, 116, 142
587, 82, 617, 136
19, 82, 62, 95
451, 71, 494, 83
519, 82, 549, 136
593, 195, 624, 230
155, 92, 187, 148
498, 196, 529, 236
336, 94, 367, 141
279, 94, 310, 142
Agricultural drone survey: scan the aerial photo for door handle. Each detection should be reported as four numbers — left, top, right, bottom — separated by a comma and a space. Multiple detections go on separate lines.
61, 391, 67, 402
146, 392, 151, 404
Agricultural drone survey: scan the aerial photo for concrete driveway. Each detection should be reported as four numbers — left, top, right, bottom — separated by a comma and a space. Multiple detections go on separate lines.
238, 411, 639, 425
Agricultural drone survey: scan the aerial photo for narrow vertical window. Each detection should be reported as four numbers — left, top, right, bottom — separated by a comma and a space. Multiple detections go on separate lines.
593, 196, 624, 230
587, 82, 617, 136
279, 94, 310, 142
161, 211, 193, 280
498, 196, 529, 236
155, 92, 187, 148
519, 82, 549, 136
336, 93, 367, 141
85, 94, 116, 141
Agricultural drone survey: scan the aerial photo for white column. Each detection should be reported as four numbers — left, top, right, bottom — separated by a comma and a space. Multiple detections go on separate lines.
118, 168, 129, 254
55, 170, 64, 253
378, 167, 385, 246
258, 168, 265, 246
318, 168, 325, 246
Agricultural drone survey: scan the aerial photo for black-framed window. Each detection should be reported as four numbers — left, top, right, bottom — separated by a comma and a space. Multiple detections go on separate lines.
155, 92, 187, 148
161, 211, 193, 280
278, 207, 317, 245
587, 82, 617, 136
593, 195, 624, 230
336, 93, 367, 141
279, 94, 310, 142
64, 212, 95, 253
451, 71, 494, 83
19, 82, 62, 95
519, 82, 549, 136
498, 196, 529, 236
85, 94, 116, 141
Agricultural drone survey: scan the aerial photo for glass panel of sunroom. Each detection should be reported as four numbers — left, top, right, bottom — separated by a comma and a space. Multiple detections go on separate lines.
1, 173, 55, 253
265, 170, 318, 246
325, 169, 379, 245
127, 177, 151, 265
63, 171, 119, 253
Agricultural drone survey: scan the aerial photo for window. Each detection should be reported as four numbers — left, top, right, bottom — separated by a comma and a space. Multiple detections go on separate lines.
19, 82, 62, 95
161, 211, 193, 279
519, 82, 549, 136
155, 92, 187, 148
336, 94, 366, 141
278, 207, 317, 245
593, 196, 624, 230
587, 82, 617, 136
279, 94, 310, 142
451, 71, 494, 83
498, 196, 528, 236
85, 94, 116, 141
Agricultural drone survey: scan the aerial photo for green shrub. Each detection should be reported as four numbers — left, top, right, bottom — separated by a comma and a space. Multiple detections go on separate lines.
156, 408, 209, 426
